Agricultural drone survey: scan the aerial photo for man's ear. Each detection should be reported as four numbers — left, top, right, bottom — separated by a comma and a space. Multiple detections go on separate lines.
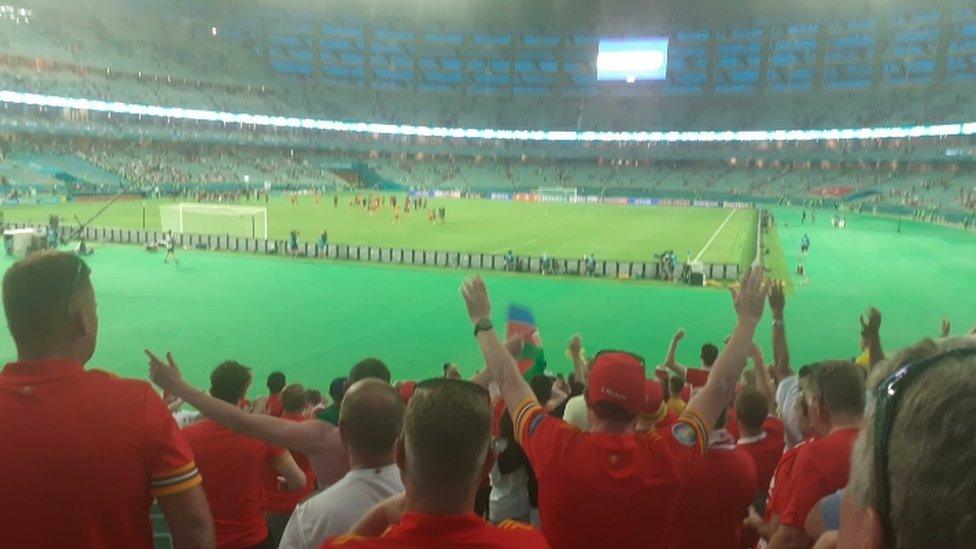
395, 437, 406, 473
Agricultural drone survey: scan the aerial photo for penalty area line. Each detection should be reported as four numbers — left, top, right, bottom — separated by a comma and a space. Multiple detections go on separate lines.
692, 209, 738, 263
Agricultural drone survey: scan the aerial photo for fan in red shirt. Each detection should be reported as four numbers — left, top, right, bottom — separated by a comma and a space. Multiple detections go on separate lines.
461, 267, 768, 549
255, 371, 286, 417
322, 378, 548, 548
265, 384, 319, 544
735, 388, 786, 496
0, 251, 214, 549
667, 410, 758, 549
767, 361, 864, 549
181, 360, 308, 549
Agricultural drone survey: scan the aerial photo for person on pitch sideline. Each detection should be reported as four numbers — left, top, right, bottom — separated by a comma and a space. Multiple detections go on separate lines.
460, 266, 769, 549
0, 251, 213, 548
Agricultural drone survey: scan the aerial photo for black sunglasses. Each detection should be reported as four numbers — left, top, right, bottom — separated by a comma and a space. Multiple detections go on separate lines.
416, 377, 489, 399
593, 349, 646, 366
62, 258, 92, 321
873, 347, 976, 547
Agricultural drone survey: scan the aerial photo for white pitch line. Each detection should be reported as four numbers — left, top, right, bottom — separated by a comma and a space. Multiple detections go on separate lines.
491, 239, 538, 255
692, 209, 738, 263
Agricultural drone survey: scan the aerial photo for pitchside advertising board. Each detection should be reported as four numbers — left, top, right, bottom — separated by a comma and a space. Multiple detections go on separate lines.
408, 190, 749, 210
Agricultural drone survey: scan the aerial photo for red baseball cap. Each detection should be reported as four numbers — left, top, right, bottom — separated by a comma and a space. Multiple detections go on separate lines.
642, 379, 665, 416
586, 352, 647, 419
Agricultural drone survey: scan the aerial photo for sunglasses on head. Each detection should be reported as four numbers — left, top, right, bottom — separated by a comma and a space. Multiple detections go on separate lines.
415, 377, 490, 399
62, 258, 92, 321
593, 349, 645, 366
873, 346, 976, 547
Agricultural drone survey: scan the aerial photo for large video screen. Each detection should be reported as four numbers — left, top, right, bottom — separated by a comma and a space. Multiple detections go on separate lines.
596, 38, 669, 82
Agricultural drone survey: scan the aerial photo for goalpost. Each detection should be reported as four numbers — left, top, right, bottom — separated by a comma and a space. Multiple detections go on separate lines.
160, 203, 268, 239
537, 186, 578, 203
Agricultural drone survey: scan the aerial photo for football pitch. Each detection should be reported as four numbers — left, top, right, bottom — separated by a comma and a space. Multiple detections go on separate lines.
0, 202, 973, 399
0, 195, 758, 267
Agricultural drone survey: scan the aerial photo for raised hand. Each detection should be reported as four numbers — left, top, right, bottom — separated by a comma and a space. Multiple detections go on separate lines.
568, 334, 583, 357
941, 317, 951, 338
673, 329, 686, 342
860, 307, 882, 337
460, 276, 491, 324
768, 279, 786, 318
145, 349, 183, 394
733, 265, 767, 324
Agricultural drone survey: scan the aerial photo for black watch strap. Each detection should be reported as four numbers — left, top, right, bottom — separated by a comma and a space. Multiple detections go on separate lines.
473, 319, 494, 336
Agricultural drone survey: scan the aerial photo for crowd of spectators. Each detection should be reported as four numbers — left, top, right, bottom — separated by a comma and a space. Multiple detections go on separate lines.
2, 249, 974, 548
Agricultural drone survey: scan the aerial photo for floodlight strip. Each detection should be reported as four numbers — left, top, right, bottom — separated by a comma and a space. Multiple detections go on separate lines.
2, 90, 973, 143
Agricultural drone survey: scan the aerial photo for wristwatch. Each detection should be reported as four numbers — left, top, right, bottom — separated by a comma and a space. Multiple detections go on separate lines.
772, 319, 785, 329
473, 319, 494, 336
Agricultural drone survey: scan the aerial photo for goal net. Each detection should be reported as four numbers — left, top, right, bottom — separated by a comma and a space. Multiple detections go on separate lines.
537, 187, 578, 203
160, 203, 268, 239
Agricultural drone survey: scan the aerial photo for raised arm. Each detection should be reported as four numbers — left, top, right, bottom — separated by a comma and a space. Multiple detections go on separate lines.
941, 317, 951, 338
662, 329, 688, 378
461, 277, 537, 418
568, 334, 587, 385
684, 266, 766, 430
751, 343, 775, 406
768, 280, 791, 380
271, 452, 307, 492
147, 351, 334, 455
860, 308, 884, 368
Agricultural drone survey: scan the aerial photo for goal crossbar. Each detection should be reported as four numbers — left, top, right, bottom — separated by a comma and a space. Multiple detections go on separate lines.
160, 203, 268, 239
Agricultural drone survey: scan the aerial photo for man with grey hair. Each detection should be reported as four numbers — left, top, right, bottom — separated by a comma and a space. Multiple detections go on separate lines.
768, 360, 865, 549
826, 337, 976, 549
323, 379, 547, 547
279, 379, 406, 549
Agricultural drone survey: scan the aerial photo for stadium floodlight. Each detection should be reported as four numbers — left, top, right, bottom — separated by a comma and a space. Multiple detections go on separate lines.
1, 90, 974, 144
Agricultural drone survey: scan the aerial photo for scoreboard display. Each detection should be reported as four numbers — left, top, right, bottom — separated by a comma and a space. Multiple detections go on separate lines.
596, 38, 670, 83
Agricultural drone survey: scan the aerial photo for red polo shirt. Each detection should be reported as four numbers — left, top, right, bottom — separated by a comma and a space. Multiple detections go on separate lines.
265, 412, 317, 513
513, 397, 709, 549
0, 358, 201, 548
322, 512, 548, 548
737, 416, 786, 496
266, 393, 284, 417
667, 432, 758, 549
184, 419, 287, 548
778, 428, 859, 528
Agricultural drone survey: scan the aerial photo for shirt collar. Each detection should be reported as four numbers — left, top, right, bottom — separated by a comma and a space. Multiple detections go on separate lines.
737, 431, 768, 445
708, 428, 737, 450
1, 358, 85, 384
393, 512, 485, 537
348, 463, 399, 478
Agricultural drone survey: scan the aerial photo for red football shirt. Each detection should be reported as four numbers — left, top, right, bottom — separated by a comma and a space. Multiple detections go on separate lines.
667, 433, 758, 549
265, 412, 317, 513
513, 397, 709, 549
778, 428, 859, 528
184, 419, 287, 548
737, 416, 786, 496
267, 393, 284, 417
321, 512, 549, 548
0, 358, 201, 548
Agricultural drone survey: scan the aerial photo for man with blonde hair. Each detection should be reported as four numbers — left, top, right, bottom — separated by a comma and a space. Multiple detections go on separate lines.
827, 337, 976, 549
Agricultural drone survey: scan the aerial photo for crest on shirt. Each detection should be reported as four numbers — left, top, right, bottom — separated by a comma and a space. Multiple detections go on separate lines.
527, 413, 545, 437
672, 423, 698, 447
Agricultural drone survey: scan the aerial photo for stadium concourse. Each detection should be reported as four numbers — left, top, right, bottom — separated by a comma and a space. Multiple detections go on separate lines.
2, 0, 976, 548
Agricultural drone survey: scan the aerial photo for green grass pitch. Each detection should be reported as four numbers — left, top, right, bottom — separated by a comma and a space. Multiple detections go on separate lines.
0, 200, 973, 401
0, 195, 758, 267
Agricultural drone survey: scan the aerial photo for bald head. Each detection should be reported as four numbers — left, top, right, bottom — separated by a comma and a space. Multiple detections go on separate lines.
2, 251, 96, 361
339, 378, 404, 460
401, 379, 491, 496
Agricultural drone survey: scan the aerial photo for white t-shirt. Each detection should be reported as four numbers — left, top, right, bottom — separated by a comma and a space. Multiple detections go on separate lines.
562, 394, 589, 431
279, 464, 404, 549
776, 375, 804, 449
488, 438, 530, 523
